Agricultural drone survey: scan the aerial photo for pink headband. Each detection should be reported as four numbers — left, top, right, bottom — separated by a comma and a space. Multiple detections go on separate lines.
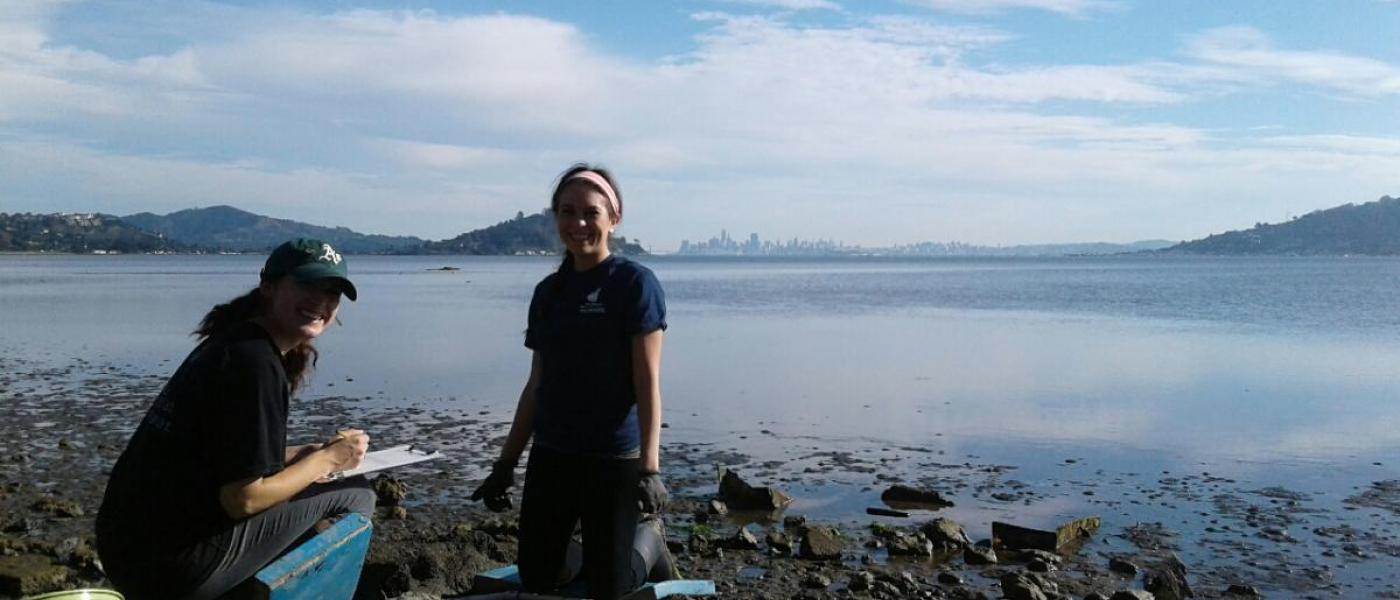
564, 170, 621, 219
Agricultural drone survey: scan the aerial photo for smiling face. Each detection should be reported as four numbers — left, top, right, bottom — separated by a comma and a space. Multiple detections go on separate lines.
555, 181, 619, 264
258, 275, 342, 350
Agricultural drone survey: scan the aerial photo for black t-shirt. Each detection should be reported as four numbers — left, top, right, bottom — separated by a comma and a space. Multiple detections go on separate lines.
525, 255, 667, 455
97, 320, 288, 589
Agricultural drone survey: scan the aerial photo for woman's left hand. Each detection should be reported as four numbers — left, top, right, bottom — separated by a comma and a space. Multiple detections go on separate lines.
638, 471, 669, 514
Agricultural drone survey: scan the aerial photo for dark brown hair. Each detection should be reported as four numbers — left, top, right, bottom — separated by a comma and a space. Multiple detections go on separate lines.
195, 285, 319, 393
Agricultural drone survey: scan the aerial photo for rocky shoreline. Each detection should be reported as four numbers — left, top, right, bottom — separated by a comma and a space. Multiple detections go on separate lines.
3, 355, 1400, 599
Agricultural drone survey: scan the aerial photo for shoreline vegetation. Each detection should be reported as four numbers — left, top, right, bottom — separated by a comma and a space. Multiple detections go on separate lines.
4, 194, 1399, 257
0, 208, 646, 257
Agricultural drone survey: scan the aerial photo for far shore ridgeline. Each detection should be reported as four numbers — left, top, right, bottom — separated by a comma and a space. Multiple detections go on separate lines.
3, 194, 1398, 256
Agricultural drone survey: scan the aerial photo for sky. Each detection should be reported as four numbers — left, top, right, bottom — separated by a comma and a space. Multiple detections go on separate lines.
1, 1, 1398, 251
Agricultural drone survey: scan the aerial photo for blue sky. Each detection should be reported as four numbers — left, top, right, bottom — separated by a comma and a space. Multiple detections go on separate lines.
2, 0, 1397, 250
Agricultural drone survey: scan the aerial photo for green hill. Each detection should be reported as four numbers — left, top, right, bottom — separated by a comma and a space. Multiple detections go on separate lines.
121, 206, 424, 254
0, 212, 183, 253
421, 210, 646, 255
1166, 195, 1400, 255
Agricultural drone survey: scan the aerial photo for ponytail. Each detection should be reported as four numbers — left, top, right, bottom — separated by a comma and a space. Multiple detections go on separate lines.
195, 286, 319, 393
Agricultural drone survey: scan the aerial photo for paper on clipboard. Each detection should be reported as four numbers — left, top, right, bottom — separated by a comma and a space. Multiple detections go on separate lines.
328, 444, 444, 480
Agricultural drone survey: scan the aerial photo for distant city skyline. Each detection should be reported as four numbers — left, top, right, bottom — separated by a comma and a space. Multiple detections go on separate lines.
675, 227, 1173, 256
679, 228, 850, 255
2, 1, 1397, 252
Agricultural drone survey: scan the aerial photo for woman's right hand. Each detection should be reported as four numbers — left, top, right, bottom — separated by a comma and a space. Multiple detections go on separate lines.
330, 429, 370, 470
319, 431, 367, 475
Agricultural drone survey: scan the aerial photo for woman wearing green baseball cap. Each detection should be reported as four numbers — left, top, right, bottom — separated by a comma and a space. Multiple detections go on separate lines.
96, 239, 374, 600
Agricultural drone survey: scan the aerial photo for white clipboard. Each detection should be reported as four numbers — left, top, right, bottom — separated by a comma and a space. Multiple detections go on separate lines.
326, 444, 444, 480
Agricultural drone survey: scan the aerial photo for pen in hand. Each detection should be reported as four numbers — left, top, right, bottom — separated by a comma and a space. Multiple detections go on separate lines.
321, 429, 370, 477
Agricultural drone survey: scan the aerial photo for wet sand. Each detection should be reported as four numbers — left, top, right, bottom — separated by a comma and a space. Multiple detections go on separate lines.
3, 354, 1400, 599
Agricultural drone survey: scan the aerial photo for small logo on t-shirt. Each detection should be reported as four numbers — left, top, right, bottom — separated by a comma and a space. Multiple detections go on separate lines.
580, 288, 605, 314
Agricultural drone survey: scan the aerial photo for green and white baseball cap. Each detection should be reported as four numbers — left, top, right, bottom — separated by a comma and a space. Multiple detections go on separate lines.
260, 238, 357, 301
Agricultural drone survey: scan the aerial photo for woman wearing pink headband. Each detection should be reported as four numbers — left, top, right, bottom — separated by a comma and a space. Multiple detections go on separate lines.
472, 164, 671, 599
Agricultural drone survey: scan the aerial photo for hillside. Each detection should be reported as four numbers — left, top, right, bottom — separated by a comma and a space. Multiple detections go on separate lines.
1166, 196, 1400, 255
0, 213, 183, 253
421, 210, 647, 255
121, 206, 424, 254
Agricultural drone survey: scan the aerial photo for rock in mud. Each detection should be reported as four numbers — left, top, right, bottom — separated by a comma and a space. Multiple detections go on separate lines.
963, 543, 997, 565
730, 525, 760, 550
865, 506, 909, 518
718, 468, 793, 511
707, 499, 728, 515
921, 517, 972, 550
1224, 584, 1260, 597
1144, 554, 1194, 600
886, 532, 934, 557
881, 484, 954, 508
1111, 591, 1155, 600
52, 537, 98, 572
1000, 572, 1049, 600
374, 476, 408, 506
1109, 557, 1140, 576
31, 498, 83, 518
992, 516, 1100, 552
765, 530, 791, 555
0, 554, 70, 596
849, 570, 876, 592
688, 530, 716, 557
1018, 549, 1061, 565
799, 527, 843, 560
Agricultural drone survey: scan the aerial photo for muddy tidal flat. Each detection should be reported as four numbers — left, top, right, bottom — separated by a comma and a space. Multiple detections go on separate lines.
3, 353, 1400, 600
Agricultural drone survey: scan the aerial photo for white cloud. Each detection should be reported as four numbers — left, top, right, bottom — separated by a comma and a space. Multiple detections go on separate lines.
1259, 134, 1400, 156
711, 0, 842, 11
193, 11, 635, 136
0, 137, 528, 238
371, 139, 517, 170
1187, 26, 1400, 96
2, 6, 1398, 246
902, 0, 1118, 17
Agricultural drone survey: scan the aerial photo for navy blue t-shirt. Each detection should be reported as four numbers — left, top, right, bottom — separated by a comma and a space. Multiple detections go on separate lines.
525, 255, 667, 455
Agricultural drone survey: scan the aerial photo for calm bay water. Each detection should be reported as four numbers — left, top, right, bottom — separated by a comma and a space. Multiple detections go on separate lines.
6, 254, 1400, 465
4, 255, 1400, 563
6, 254, 1400, 464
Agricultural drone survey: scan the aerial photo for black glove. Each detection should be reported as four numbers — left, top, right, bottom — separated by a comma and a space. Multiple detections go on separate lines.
471, 459, 515, 512
638, 471, 669, 514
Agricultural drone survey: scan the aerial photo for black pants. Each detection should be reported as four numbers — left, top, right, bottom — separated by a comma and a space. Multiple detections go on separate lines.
518, 445, 641, 600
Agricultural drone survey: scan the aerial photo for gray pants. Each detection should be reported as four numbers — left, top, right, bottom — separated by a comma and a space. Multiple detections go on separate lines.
184, 476, 376, 600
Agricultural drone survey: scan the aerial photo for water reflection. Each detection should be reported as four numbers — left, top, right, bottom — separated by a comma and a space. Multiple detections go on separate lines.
3, 254, 1399, 470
